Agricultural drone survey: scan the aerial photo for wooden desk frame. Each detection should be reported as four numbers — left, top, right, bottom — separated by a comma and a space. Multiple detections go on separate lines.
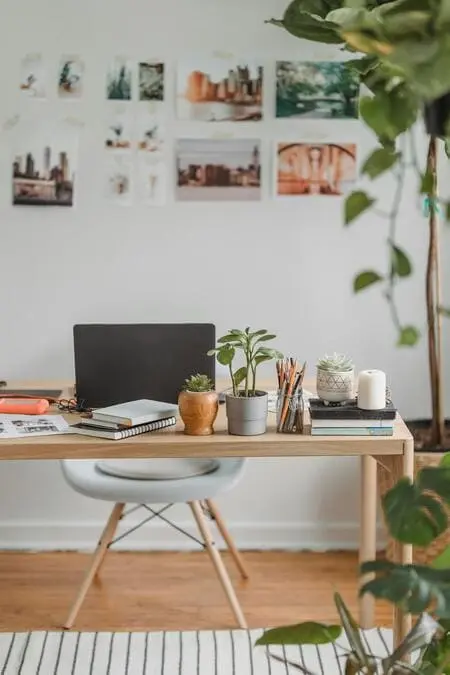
0, 382, 414, 644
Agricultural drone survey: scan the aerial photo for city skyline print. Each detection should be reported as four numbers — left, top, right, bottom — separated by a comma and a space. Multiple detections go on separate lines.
12, 121, 78, 207
177, 58, 263, 121
139, 61, 164, 101
106, 57, 133, 101
176, 138, 261, 201
276, 61, 360, 119
275, 142, 357, 197
58, 55, 85, 99
19, 54, 46, 99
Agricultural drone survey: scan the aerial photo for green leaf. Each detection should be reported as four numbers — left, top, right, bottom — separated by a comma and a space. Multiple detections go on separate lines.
253, 334, 277, 344
362, 148, 400, 179
344, 191, 375, 224
255, 348, 284, 360
398, 325, 420, 346
418, 466, 450, 506
360, 560, 450, 617
359, 91, 418, 143
439, 307, 450, 318
445, 139, 450, 159
232, 366, 247, 387
216, 344, 235, 367
345, 55, 378, 75
353, 270, 383, 292
391, 244, 412, 278
334, 593, 371, 670
440, 453, 450, 469
446, 202, 450, 222
281, 0, 344, 43
433, 545, 450, 570
256, 621, 342, 646
420, 171, 435, 194
382, 477, 448, 546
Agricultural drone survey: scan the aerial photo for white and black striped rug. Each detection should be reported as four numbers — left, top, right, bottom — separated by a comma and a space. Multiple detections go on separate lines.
0, 627, 393, 674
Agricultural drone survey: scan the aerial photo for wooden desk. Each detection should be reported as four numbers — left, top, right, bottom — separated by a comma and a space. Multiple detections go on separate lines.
0, 381, 414, 644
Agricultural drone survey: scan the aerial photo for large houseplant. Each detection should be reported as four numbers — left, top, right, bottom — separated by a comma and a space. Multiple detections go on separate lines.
269, 0, 450, 450
208, 327, 282, 436
256, 453, 450, 672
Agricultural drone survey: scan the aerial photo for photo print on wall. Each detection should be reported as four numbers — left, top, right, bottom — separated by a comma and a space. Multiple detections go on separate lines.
19, 54, 46, 99
177, 57, 263, 121
107, 57, 133, 101
176, 138, 261, 201
139, 61, 164, 101
275, 61, 359, 119
105, 106, 133, 151
136, 106, 164, 153
275, 142, 357, 197
137, 154, 166, 206
105, 153, 133, 206
12, 120, 78, 207
58, 55, 85, 99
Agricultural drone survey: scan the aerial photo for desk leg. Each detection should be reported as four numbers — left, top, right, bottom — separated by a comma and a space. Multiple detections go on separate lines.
359, 455, 377, 629
393, 439, 414, 647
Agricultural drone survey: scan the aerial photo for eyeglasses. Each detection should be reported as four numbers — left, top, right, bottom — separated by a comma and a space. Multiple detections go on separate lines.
57, 398, 90, 414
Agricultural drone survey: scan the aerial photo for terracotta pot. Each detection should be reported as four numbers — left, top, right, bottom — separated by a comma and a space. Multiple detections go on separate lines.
178, 390, 219, 436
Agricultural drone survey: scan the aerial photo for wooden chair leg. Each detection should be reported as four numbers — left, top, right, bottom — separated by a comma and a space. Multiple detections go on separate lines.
204, 499, 249, 580
63, 502, 125, 630
189, 500, 247, 629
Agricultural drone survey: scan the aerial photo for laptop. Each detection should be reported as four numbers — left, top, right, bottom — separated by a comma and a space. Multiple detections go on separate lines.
73, 323, 216, 408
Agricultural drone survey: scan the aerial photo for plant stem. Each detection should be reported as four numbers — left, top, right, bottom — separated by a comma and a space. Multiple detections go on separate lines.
251, 365, 256, 395
426, 135, 444, 446
229, 363, 237, 397
385, 145, 406, 332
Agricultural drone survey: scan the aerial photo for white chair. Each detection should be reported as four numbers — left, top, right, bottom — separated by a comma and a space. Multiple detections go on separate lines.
60, 458, 248, 630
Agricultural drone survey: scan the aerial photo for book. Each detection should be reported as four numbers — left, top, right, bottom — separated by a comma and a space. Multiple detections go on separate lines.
91, 399, 178, 427
71, 416, 176, 440
311, 418, 393, 429
311, 427, 394, 436
80, 417, 126, 430
309, 398, 396, 421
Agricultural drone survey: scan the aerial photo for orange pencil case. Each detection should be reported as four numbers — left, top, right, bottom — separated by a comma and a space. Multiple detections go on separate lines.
0, 398, 50, 415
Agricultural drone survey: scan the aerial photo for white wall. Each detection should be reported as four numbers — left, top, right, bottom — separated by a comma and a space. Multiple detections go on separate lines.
0, 0, 448, 551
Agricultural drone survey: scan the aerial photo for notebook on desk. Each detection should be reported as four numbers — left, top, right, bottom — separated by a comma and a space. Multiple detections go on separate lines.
73, 323, 216, 408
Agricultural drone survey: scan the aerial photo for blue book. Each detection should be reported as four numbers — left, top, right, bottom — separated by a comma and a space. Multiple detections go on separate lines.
311, 427, 394, 436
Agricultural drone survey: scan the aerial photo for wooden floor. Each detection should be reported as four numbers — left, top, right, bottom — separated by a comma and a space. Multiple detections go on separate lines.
0, 550, 391, 632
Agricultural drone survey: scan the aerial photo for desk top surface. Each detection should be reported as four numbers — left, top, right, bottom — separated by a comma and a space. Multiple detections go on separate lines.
0, 380, 412, 460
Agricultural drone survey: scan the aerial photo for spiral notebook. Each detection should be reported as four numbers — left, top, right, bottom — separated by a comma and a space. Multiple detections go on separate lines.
70, 416, 176, 440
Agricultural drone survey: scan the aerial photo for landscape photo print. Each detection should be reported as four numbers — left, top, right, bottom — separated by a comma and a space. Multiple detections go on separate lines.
276, 61, 359, 119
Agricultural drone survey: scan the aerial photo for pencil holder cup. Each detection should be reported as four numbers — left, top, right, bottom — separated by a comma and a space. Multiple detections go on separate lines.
276, 389, 304, 433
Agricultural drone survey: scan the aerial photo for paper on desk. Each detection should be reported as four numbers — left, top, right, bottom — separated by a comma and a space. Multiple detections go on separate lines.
0, 414, 71, 439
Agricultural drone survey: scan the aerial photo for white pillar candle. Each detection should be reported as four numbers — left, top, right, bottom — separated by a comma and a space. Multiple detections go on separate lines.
357, 370, 386, 410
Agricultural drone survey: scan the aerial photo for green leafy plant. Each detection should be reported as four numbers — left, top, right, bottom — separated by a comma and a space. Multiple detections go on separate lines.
182, 374, 214, 393
208, 328, 283, 397
269, 0, 449, 447
256, 453, 450, 673
317, 352, 354, 372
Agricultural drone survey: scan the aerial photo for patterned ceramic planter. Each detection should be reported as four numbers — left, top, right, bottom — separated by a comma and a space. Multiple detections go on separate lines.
316, 367, 354, 404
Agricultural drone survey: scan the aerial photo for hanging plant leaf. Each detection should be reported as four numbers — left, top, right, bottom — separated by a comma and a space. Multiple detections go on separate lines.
341, 31, 394, 54
281, 0, 344, 43
439, 306, 450, 317
362, 148, 401, 178
391, 244, 412, 277
397, 325, 420, 346
445, 139, 450, 158
353, 270, 383, 292
359, 92, 418, 143
344, 190, 375, 224
420, 171, 435, 194
256, 621, 342, 646
386, 36, 450, 101
445, 202, 450, 222
360, 560, 450, 617
382, 477, 447, 545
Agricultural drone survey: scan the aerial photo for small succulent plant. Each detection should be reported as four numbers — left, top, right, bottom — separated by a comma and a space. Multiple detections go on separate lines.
183, 374, 214, 393
317, 353, 354, 372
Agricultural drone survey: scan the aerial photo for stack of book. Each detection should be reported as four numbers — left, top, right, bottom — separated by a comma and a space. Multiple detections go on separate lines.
71, 399, 178, 440
308, 398, 397, 436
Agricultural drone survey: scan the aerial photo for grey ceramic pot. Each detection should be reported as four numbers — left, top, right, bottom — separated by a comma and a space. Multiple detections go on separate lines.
225, 391, 268, 436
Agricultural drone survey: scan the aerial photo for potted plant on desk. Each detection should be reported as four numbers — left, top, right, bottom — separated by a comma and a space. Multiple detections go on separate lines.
178, 374, 218, 436
208, 327, 283, 436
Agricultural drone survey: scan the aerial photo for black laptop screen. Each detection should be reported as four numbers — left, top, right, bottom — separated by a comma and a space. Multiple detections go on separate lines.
73, 323, 216, 408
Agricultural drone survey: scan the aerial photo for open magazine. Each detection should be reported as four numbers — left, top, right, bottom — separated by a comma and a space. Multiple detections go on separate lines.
0, 414, 70, 439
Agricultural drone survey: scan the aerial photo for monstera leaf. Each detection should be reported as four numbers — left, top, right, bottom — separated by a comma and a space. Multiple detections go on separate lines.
361, 560, 450, 617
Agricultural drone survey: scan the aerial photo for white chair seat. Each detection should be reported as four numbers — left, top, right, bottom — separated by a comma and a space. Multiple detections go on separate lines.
61, 458, 245, 504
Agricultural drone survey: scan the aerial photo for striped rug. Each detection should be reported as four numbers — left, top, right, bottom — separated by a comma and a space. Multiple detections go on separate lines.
0, 627, 393, 674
